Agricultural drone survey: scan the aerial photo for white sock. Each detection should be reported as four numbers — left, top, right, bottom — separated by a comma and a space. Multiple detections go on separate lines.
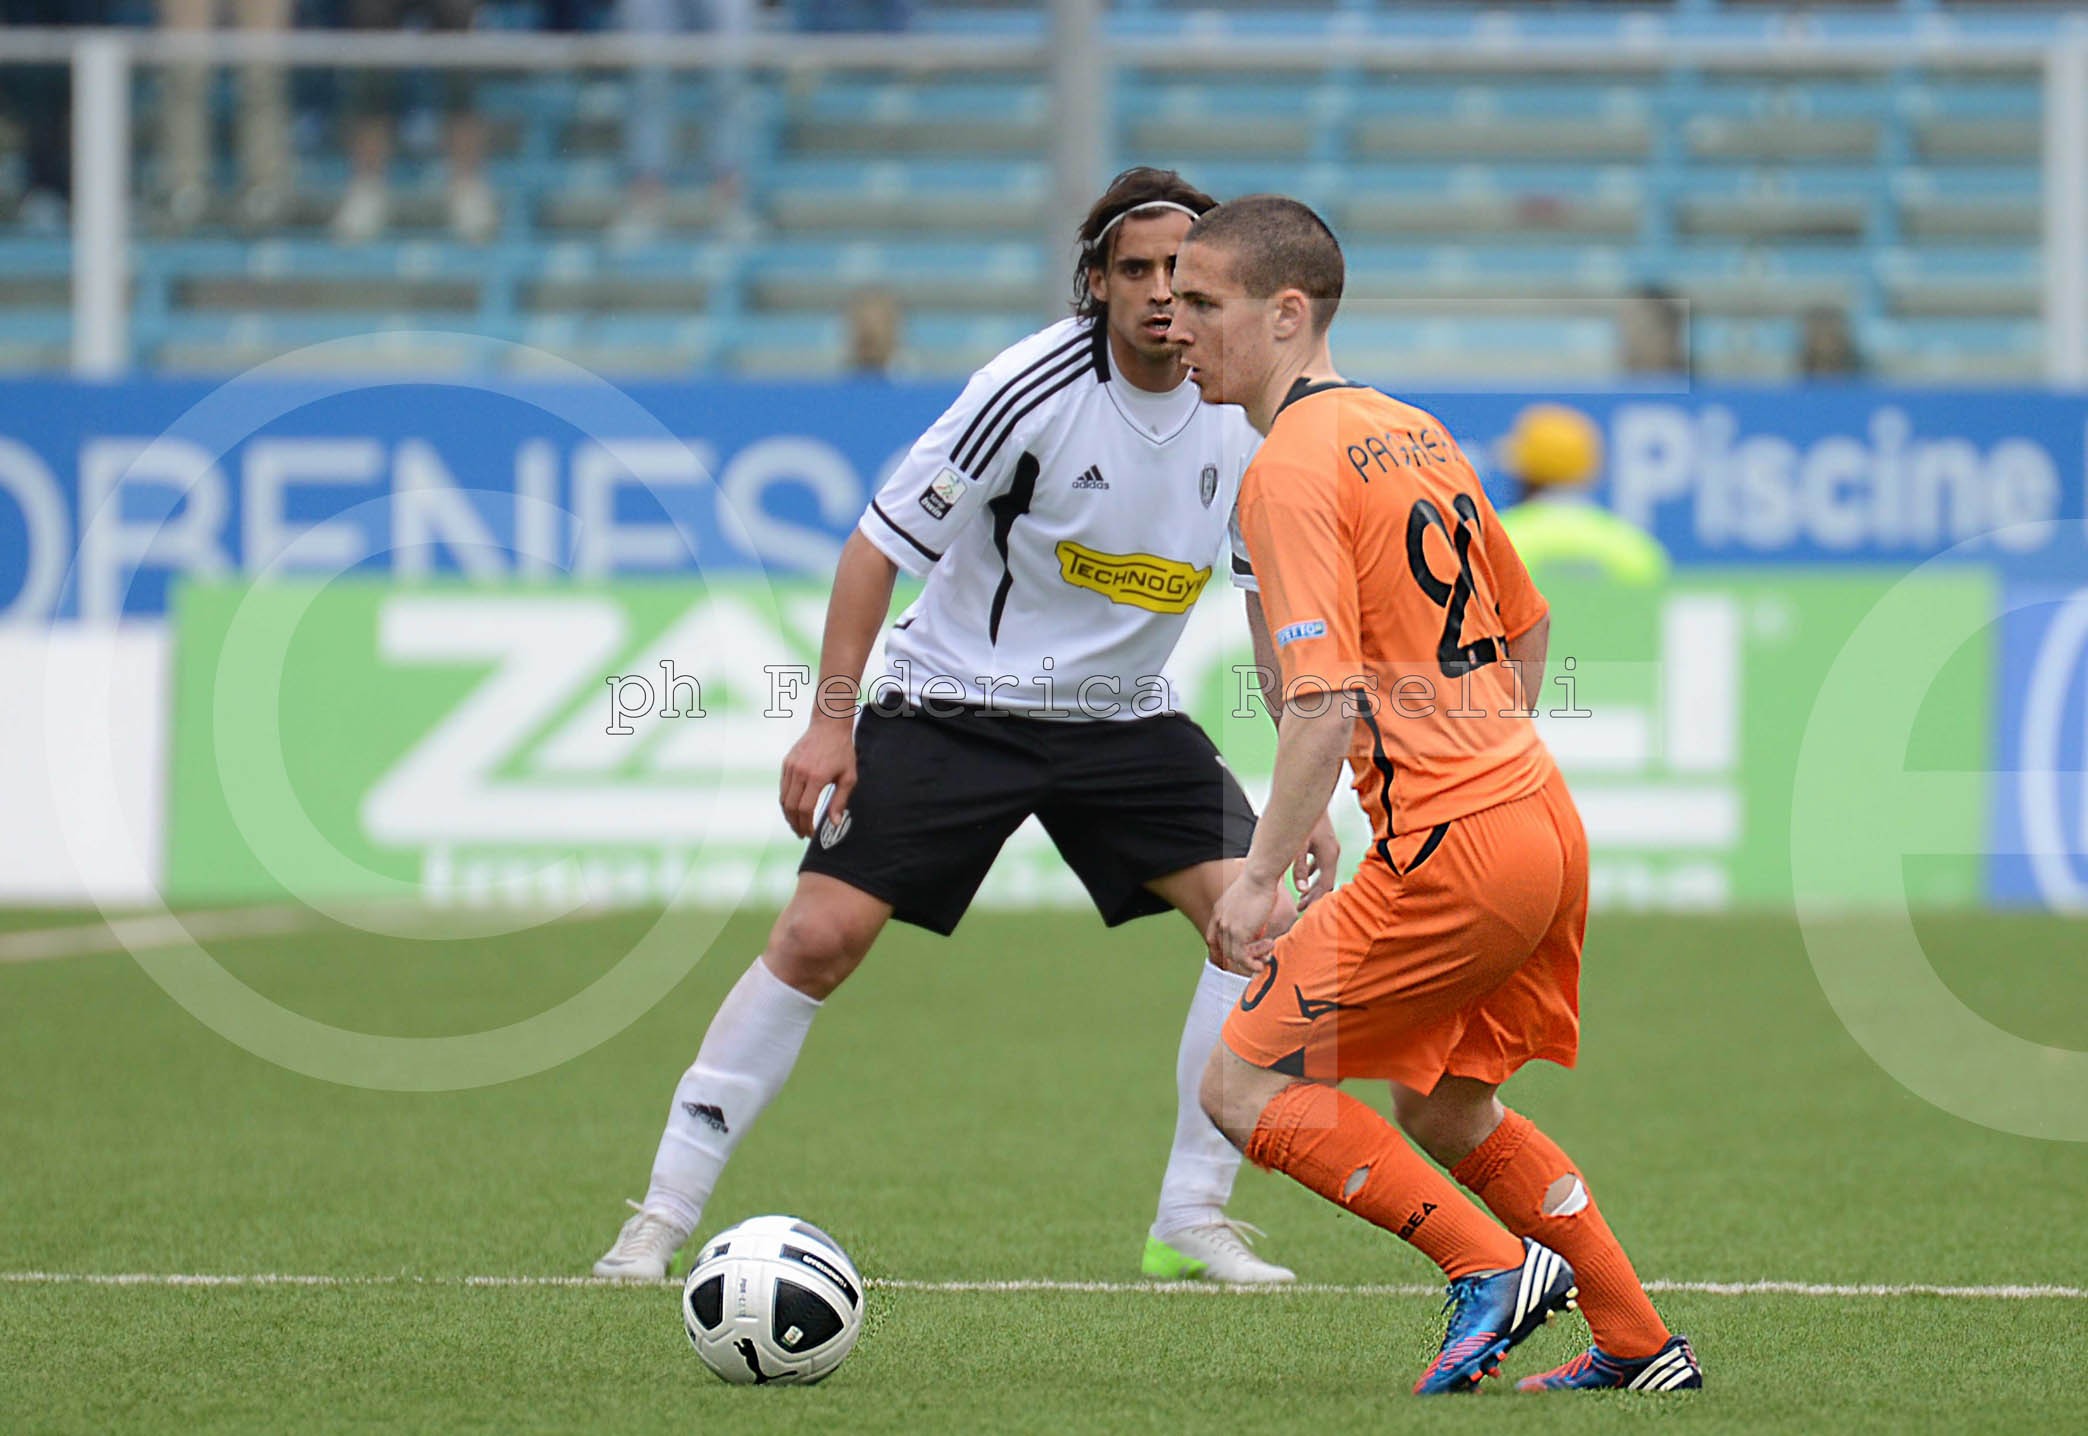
641, 957, 822, 1234
1152, 961, 1250, 1240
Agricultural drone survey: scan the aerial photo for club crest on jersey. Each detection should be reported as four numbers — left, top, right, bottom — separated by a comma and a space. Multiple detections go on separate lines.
1199, 463, 1219, 508
1054, 541, 1212, 614
1274, 619, 1327, 647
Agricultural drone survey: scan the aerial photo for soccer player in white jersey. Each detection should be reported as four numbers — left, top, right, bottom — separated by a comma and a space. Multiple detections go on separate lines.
594, 168, 1339, 1284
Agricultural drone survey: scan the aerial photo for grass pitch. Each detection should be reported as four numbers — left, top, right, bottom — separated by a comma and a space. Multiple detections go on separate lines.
3, 903, 2084, 1433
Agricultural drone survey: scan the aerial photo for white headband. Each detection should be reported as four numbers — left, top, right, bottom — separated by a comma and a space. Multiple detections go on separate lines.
1086, 200, 1205, 252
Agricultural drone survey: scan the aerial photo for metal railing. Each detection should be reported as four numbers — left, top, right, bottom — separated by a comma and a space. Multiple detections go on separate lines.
2, 10, 2084, 381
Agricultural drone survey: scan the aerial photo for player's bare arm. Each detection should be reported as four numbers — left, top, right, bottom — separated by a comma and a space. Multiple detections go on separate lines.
1245, 590, 1340, 908
778, 530, 898, 839
1505, 613, 1550, 715
1205, 693, 1352, 969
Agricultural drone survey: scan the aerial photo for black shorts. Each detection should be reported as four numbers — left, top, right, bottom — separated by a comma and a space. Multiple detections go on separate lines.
799, 699, 1257, 936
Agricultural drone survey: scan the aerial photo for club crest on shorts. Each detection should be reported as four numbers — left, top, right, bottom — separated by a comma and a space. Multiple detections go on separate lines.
814, 785, 852, 850
1199, 463, 1219, 508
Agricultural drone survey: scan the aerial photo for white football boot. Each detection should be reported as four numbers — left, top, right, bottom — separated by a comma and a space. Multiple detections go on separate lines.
1143, 1219, 1296, 1284
592, 1200, 691, 1282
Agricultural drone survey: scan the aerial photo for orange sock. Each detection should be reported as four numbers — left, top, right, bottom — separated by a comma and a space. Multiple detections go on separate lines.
1451, 1110, 1670, 1359
1247, 1083, 1524, 1280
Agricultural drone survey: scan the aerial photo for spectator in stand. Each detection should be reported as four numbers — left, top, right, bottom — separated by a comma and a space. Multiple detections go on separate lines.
1, 0, 107, 233
611, 0, 753, 247
845, 287, 901, 375
159, 0, 293, 231
1797, 304, 1864, 378
332, 0, 498, 245
1617, 283, 1687, 378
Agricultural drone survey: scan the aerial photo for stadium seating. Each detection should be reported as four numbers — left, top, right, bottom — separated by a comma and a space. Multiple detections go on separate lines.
0, 2, 2064, 382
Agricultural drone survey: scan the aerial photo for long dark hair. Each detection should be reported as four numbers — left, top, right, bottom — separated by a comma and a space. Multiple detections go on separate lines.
1071, 166, 1218, 321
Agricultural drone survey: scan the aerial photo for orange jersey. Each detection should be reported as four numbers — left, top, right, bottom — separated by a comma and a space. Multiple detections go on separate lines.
1240, 381, 1556, 854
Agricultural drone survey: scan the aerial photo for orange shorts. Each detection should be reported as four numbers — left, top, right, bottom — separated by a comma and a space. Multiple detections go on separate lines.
1222, 768, 1585, 1092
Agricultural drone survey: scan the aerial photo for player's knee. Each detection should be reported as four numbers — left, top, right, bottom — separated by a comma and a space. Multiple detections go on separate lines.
1393, 1084, 1499, 1168
1389, 1084, 1432, 1137
1395, 1102, 1463, 1167
764, 903, 871, 999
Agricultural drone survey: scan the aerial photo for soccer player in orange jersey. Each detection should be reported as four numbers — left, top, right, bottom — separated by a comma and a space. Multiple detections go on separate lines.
1165, 196, 1701, 1396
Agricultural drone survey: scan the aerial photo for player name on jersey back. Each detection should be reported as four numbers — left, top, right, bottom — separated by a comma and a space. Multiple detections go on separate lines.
1240, 380, 1558, 840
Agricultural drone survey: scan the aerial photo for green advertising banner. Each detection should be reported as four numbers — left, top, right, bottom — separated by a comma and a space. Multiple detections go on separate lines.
1190, 569, 1992, 911
167, 571, 1991, 911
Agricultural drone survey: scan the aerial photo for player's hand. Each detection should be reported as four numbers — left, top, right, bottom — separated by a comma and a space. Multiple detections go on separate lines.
1291, 813, 1341, 911
1261, 889, 1303, 942
1205, 871, 1284, 977
779, 718, 856, 841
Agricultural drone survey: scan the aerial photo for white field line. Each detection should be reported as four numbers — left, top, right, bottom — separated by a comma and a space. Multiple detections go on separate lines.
0, 906, 316, 963
0, 903, 632, 964
1, 1272, 2082, 1300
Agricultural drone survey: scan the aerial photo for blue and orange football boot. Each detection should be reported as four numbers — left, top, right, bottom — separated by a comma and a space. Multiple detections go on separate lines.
1517, 1333, 1703, 1392
1411, 1239, 1578, 1395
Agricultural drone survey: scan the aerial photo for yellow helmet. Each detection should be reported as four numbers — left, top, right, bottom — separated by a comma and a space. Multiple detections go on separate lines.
1502, 403, 1603, 489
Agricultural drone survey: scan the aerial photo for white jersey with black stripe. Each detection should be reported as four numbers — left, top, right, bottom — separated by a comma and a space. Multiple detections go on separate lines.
857, 316, 1261, 720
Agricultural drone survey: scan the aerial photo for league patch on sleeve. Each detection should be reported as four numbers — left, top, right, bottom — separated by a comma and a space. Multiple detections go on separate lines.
917, 467, 966, 520
1274, 619, 1327, 648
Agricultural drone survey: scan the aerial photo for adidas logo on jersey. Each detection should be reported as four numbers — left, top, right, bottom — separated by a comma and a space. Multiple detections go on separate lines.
1071, 465, 1109, 490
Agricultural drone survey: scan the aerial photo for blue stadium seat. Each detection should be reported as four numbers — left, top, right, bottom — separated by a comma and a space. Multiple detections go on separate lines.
1870, 315, 2043, 382
1692, 314, 1804, 381
1339, 311, 1616, 387
1121, 84, 1320, 160
787, 80, 1050, 159
1673, 167, 1886, 242
743, 239, 1049, 314
1878, 245, 2041, 319
1661, 244, 1868, 316
0, 239, 79, 372
1903, 79, 2041, 164
766, 159, 1050, 238
1896, 166, 2042, 242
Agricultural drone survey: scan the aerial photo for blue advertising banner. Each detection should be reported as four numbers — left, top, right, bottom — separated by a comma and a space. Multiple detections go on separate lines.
2, 378, 2085, 620
1990, 581, 2088, 911
0, 376, 933, 621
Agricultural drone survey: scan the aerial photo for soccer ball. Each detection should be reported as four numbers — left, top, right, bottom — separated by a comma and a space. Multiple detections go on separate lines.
682, 1215, 864, 1385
